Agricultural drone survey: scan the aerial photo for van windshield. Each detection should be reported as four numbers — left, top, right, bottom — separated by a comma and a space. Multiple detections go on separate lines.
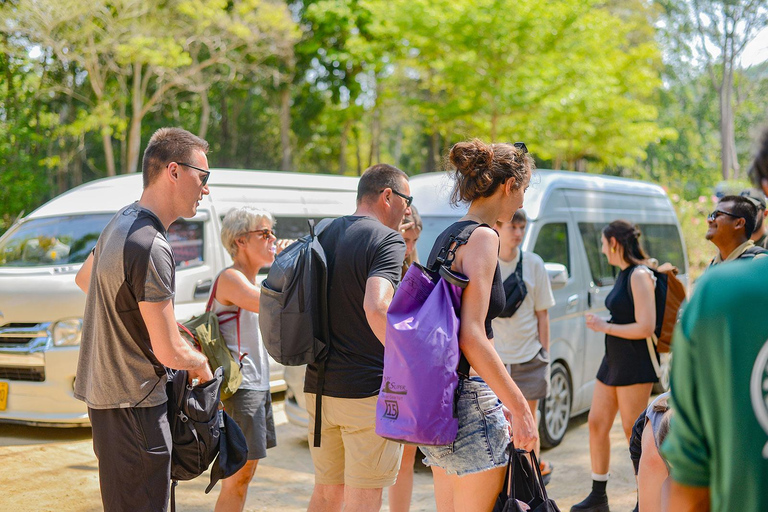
0, 214, 112, 267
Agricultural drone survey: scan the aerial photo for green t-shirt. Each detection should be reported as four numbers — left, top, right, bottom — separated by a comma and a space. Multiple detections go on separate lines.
661, 258, 768, 511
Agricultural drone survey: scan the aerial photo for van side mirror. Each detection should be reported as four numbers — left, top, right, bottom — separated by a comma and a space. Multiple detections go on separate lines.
545, 263, 568, 290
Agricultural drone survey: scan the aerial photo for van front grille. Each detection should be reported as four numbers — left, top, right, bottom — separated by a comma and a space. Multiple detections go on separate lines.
0, 323, 49, 347
0, 366, 46, 382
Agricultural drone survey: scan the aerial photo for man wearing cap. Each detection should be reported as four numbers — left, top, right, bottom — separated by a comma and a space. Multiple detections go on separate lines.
705, 194, 768, 266
740, 188, 768, 249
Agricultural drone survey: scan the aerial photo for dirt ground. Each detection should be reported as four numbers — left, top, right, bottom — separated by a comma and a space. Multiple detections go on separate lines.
0, 396, 640, 512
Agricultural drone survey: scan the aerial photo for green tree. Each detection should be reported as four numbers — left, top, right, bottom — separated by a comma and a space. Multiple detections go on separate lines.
656, 0, 768, 180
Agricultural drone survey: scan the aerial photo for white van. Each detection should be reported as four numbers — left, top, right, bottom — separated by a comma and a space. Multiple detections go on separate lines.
0, 169, 359, 426
283, 170, 688, 448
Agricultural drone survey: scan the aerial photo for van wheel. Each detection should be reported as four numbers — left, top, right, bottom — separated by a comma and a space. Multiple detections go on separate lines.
652, 353, 672, 394
539, 362, 571, 449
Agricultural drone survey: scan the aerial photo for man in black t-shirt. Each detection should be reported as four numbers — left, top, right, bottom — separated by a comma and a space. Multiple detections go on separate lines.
304, 164, 410, 512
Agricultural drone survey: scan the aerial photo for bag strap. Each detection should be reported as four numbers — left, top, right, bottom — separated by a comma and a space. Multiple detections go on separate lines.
626, 266, 662, 379
528, 448, 553, 501
210, 270, 247, 366
309, 217, 332, 448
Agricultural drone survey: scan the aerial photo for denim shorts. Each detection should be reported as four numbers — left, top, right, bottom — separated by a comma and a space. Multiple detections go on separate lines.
419, 377, 510, 476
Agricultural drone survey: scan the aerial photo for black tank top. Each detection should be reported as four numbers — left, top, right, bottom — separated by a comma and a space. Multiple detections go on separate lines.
426, 220, 505, 339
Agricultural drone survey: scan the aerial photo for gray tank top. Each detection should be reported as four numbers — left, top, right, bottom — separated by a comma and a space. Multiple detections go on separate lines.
211, 297, 271, 391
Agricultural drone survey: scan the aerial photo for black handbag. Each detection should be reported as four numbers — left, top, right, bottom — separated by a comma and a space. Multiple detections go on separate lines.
498, 252, 528, 318
493, 444, 561, 512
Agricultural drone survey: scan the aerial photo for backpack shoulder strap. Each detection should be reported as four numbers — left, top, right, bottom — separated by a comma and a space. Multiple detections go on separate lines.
432, 221, 492, 272
738, 245, 768, 259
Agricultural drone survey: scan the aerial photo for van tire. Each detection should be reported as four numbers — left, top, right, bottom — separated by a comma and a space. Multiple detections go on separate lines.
652, 352, 672, 394
539, 362, 572, 449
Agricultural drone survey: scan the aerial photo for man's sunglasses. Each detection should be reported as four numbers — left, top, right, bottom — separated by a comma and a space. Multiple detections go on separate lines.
381, 188, 413, 207
178, 162, 211, 186
707, 209, 744, 222
246, 228, 276, 240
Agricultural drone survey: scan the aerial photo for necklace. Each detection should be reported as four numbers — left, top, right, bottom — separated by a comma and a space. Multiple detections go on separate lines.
464, 212, 494, 226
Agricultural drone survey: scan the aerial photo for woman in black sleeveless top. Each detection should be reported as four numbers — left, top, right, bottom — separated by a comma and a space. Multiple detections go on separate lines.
571, 220, 658, 512
418, 140, 538, 512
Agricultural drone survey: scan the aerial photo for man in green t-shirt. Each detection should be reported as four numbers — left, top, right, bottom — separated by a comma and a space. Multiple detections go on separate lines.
661, 129, 768, 511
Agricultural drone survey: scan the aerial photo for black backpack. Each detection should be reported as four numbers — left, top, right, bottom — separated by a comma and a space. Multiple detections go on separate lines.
259, 218, 334, 447
166, 366, 248, 511
259, 218, 332, 366
737, 245, 768, 260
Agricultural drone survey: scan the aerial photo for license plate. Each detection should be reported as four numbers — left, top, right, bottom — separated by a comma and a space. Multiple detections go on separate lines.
0, 382, 7, 411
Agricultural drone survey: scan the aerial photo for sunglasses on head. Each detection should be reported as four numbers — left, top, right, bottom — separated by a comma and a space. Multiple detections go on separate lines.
178, 162, 210, 186
245, 228, 276, 240
503, 141, 528, 154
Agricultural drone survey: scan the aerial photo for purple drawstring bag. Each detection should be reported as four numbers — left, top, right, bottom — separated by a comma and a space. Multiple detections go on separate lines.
375, 260, 468, 446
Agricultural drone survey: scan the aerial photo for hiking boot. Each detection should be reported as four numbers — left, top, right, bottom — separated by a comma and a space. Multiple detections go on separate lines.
570, 492, 609, 512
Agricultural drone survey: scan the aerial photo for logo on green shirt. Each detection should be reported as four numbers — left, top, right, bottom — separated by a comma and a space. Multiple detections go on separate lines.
750, 338, 768, 459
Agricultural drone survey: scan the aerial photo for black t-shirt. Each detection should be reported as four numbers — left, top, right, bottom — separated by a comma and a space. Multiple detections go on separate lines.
304, 216, 406, 398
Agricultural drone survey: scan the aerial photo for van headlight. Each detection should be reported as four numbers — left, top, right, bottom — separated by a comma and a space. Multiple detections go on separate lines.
52, 318, 83, 347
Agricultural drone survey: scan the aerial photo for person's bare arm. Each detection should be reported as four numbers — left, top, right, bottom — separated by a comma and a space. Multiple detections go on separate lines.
662, 480, 710, 512
455, 227, 538, 452
535, 309, 550, 351
139, 299, 213, 383
586, 267, 656, 339
75, 253, 94, 293
363, 276, 395, 345
215, 268, 261, 313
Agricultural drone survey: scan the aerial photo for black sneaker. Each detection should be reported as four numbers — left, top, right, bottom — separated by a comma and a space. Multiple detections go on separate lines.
570, 493, 609, 512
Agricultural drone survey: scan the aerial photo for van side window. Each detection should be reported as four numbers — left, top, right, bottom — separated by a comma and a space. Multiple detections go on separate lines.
533, 223, 570, 271
168, 220, 204, 268
637, 224, 686, 271
578, 222, 616, 287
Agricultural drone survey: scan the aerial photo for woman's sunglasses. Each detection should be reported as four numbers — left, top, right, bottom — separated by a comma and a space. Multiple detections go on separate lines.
245, 229, 276, 240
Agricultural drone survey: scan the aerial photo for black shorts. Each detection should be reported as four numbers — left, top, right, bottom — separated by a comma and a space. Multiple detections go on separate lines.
222, 389, 277, 460
89, 404, 171, 512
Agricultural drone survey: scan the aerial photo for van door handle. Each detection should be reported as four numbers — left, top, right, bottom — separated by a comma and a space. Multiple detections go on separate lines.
566, 294, 579, 313
194, 279, 212, 300
587, 291, 592, 308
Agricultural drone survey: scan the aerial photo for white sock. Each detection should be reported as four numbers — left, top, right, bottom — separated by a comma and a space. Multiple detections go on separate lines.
591, 472, 609, 482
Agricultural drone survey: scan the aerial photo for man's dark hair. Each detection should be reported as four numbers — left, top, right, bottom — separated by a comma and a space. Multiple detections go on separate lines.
142, 127, 210, 188
512, 209, 527, 225
357, 164, 408, 203
720, 195, 758, 238
749, 126, 768, 188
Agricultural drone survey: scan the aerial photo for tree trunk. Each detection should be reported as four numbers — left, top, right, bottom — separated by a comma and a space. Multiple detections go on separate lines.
280, 87, 292, 171
126, 63, 144, 174
339, 120, 349, 175
429, 131, 440, 172
73, 135, 84, 186
368, 108, 380, 167
102, 131, 116, 176
719, 71, 739, 180
198, 91, 210, 140
393, 125, 403, 168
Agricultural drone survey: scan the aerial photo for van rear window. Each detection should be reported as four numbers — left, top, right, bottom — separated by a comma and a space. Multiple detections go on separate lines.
578, 222, 686, 287
637, 224, 686, 272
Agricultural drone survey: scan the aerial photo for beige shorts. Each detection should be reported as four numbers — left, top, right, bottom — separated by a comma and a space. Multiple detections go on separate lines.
305, 393, 403, 488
